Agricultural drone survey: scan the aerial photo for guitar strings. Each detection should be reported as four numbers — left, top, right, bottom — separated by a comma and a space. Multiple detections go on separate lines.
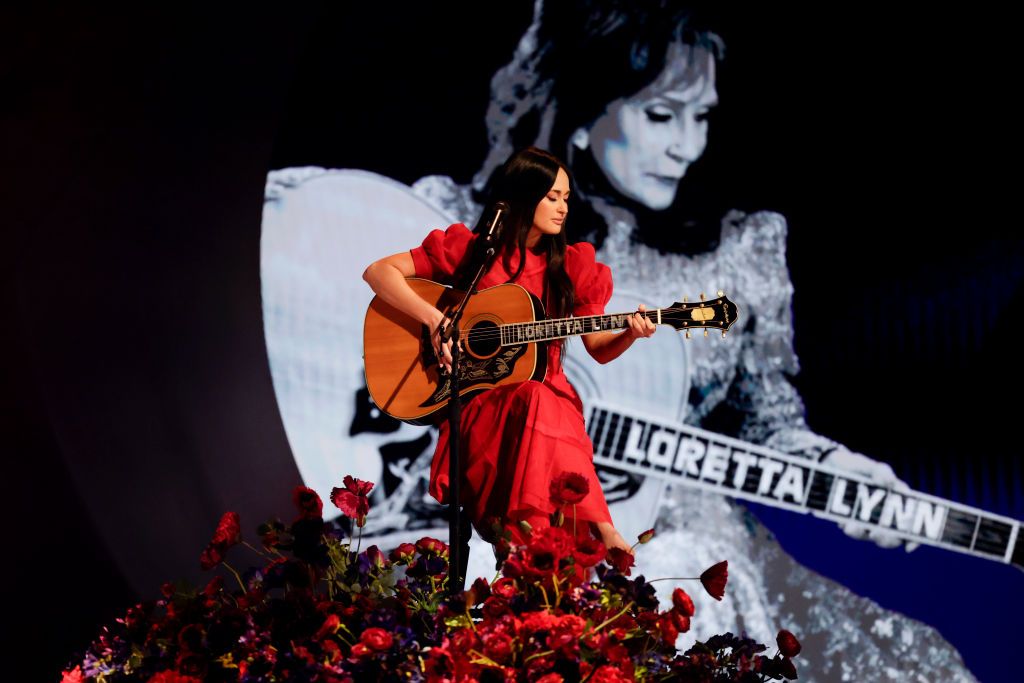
450, 305, 729, 344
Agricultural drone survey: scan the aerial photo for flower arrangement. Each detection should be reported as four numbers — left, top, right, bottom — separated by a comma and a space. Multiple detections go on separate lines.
61, 473, 803, 682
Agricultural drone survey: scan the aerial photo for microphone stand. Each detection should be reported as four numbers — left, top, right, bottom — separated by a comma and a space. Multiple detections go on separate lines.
441, 204, 506, 596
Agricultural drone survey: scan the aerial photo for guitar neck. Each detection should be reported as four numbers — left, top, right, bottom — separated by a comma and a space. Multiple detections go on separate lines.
500, 310, 663, 345
586, 399, 1024, 570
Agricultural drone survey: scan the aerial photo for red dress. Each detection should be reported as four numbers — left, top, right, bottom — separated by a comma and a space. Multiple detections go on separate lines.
410, 223, 614, 544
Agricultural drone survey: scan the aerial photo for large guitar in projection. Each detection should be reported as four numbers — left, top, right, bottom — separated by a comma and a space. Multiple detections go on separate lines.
261, 169, 1023, 570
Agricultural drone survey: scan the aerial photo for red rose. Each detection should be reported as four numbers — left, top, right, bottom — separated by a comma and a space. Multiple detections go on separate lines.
700, 560, 728, 601
776, 629, 802, 657
605, 547, 635, 576
549, 472, 590, 505
360, 627, 394, 651
671, 587, 695, 617
364, 545, 386, 569
292, 486, 323, 519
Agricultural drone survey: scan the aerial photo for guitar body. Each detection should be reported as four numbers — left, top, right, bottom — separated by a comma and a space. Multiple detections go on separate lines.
363, 280, 547, 424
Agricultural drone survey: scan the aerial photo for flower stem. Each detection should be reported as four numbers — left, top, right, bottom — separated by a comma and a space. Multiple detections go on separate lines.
593, 601, 634, 632
222, 561, 247, 593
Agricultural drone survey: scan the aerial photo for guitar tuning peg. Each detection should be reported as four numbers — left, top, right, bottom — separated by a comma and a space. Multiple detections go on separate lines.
699, 292, 706, 302
682, 296, 688, 304
717, 289, 724, 297
703, 328, 708, 338
685, 330, 691, 339
721, 330, 727, 339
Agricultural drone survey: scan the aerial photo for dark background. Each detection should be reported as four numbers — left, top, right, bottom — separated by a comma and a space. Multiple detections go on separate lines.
3, 3, 1020, 681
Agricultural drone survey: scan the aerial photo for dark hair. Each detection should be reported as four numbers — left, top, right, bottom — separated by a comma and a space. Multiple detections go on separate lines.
476, 1, 729, 254
473, 146, 575, 319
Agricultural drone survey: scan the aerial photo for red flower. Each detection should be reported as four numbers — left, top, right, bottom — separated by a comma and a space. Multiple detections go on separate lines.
349, 643, 372, 659
331, 488, 370, 525
637, 528, 656, 544
549, 472, 590, 505
776, 629, 802, 657
316, 614, 341, 640
416, 536, 449, 557
535, 675, 564, 683
671, 587, 695, 617
700, 560, 728, 600
61, 667, 84, 683
211, 511, 241, 547
360, 627, 393, 651
491, 577, 518, 600
780, 656, 798, 680
343, 474, 374, 496
389, 542, 416, 563
572, 537, 607, 568
292, 486, 323, 519
589, 665, 632, 683
199, 544, 224, 571
546, 614, 586, 651
147, 672, 202, 683
605, 547, 635, 576
481, 631, 514, 663
199, 511, 242, 570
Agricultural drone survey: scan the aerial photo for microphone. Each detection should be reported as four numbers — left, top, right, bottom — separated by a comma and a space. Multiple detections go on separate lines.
483, 201, 510, 241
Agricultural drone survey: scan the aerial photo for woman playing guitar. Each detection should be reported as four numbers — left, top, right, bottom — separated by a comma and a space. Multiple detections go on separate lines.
362, 146, 656, 554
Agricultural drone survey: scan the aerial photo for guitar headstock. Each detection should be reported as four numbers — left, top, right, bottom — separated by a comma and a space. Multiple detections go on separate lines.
660, 292, 739, 337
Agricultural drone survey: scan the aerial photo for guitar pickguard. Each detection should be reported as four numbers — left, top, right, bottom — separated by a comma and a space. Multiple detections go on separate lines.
419, 344, 530, 409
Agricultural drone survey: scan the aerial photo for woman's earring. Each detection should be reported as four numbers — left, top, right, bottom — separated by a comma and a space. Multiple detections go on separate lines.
571, 127, 590, 150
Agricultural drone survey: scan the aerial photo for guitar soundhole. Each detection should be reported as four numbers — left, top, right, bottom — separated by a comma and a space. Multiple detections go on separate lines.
466, 320, 500, 359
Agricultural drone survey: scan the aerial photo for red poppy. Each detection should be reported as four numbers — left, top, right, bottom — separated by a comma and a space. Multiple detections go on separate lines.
572, 537, 607, 568
776, 629, 802, 657
589, 665, 632, 683
491, 577, 518, 600
700, 560, 728, 601
343, 474, 374, 496
549, 471, 590, 505
546, 614, 586, 650
605, 547, 635, 576
292, 486, 323, 520
199, 544, 224, 571
671, 587, 695, 617
211, 511, 241, 547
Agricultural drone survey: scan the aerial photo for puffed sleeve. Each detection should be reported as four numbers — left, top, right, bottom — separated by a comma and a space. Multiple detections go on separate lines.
409, 223, 477, 284
565, 242, 613, 316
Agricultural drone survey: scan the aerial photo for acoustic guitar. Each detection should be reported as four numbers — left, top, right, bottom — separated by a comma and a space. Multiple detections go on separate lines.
363, 279, 738, 424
